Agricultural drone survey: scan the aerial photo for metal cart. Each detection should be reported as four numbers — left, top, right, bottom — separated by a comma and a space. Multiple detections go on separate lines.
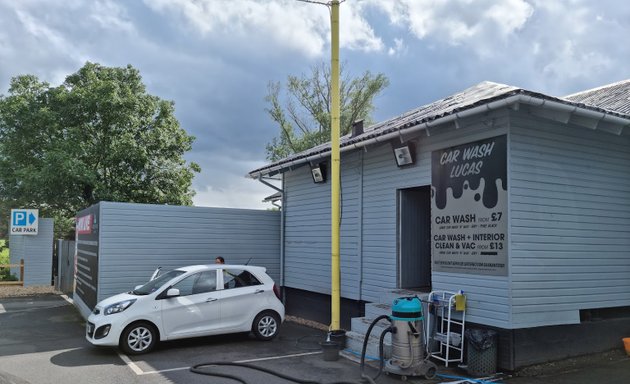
425, 290, 466, 367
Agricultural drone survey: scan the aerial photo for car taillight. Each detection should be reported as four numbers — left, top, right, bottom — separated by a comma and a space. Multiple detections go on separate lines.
273, 283, 281, 300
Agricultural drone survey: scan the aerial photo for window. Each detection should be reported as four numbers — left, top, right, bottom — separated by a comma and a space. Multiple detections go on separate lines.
171, 271, 217, 296
223, 269, 262, 289
192, 270, 217, 294
171, 273, 197, 296
133, 269, 186, 295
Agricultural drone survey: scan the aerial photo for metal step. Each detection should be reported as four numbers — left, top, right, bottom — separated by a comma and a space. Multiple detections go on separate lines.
350, 317, 392, 344
344, 330, 392, 360
364, 302, 391, 318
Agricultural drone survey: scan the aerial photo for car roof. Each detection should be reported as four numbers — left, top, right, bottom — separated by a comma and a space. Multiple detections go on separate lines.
175, 264, 266, 273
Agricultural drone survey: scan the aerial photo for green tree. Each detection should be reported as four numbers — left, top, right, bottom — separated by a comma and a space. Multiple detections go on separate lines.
265, 62, 389, 161
0, 62, 200, 238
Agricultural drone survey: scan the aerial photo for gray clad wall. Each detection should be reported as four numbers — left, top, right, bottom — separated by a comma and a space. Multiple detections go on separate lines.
283, 152, 361, 298
509, 111, 630, 328
96, 202, 281, 302
280, 105, 630, 330
283, 110, 512, 328
9, 218, 54, 286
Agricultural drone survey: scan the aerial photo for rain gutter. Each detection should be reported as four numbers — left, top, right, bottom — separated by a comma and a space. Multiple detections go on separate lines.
249, 94, 630, 178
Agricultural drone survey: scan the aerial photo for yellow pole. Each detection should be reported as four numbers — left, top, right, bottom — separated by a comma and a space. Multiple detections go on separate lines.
330, 0, 341, 331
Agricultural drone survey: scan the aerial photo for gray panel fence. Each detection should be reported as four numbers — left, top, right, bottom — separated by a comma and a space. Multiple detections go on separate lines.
56, 240, 75, 295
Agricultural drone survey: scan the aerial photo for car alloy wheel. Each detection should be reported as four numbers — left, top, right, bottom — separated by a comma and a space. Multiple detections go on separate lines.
253, 312, 279, 340
121, 322, 157, 354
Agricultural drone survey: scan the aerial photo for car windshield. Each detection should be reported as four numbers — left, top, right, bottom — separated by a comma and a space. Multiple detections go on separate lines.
132, 269, 186, 295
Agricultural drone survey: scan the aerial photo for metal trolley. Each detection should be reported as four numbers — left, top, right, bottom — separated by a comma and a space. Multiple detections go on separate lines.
425, 290, 466, 367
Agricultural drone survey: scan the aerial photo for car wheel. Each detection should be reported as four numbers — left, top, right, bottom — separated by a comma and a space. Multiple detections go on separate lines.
120, 322, 157, 355
252, 311, 280, 340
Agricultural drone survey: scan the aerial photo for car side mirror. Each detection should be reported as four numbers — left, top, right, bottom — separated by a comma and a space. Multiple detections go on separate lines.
166, 288, 180, 297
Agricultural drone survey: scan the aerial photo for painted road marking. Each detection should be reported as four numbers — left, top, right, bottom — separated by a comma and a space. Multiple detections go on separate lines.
235, 351, 322, 363
0, 304, 5, 314
121, 350, 322, 376
117, 352, 144, 375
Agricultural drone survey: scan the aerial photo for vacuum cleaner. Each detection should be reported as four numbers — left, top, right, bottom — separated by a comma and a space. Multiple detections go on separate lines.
360, 296, 437, 382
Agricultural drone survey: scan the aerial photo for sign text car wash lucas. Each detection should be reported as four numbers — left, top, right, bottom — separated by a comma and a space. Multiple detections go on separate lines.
10, 209, 39, 235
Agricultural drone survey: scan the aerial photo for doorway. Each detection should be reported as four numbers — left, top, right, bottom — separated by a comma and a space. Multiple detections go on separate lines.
398, 186, 432, 290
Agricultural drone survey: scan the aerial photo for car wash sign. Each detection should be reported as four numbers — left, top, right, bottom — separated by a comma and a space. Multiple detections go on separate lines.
10, 209, 39, 235
75, 206, 99, 309
431, 135, 508, 276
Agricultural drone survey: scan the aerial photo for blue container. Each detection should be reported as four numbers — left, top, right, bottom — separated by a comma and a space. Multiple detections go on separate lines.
391, 297, 423, 321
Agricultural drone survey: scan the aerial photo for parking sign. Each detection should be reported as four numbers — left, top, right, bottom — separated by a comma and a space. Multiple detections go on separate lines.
10, 209, 39, 235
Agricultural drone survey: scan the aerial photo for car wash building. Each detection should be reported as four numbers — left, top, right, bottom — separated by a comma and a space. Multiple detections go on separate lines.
249, 80, 630, 369
73, 201, 280, 319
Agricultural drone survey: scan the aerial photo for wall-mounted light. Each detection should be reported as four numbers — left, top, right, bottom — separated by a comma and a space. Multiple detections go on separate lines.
310, 162, 327, 183
393, 143, 415, 167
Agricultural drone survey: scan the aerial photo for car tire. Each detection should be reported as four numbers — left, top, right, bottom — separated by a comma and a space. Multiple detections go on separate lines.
120, 321, 158, 355
252, 311, 280, 341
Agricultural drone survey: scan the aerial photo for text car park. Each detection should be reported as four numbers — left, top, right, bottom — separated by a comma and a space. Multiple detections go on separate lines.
86, 264, 285, 354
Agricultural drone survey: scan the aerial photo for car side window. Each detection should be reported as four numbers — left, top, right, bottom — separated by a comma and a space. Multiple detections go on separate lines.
192, 270, 217, 294
171, 273, 197, 296
223, 269, 262, 289
171, 271, 217, 296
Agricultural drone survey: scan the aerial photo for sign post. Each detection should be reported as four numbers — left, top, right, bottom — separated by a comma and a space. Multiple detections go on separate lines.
10, 209, 39, 236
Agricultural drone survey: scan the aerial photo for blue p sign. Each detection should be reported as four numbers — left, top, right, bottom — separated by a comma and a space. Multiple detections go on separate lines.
10, 209, 38, 235
13, 211, 27, 226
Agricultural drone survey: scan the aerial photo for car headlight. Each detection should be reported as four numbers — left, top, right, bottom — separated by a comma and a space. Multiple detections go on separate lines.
104, 299, 137, 315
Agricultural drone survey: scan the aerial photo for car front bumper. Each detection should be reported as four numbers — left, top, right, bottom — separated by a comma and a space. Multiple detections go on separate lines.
86, 313, 124, 347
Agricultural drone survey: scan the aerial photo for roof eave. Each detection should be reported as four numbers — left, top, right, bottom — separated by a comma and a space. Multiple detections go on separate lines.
248, 93, 630, 178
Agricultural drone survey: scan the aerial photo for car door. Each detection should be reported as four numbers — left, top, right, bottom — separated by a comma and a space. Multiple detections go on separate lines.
160, 270, 221, 339
218, 268, 266, 331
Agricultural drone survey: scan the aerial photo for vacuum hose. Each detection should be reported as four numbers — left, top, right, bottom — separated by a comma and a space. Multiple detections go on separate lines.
190, 361, 360, 384
359, 314, 392, 384
190, 315, 396, 384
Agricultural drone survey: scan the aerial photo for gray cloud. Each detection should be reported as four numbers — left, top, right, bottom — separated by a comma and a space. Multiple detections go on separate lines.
1, 0, 629, 210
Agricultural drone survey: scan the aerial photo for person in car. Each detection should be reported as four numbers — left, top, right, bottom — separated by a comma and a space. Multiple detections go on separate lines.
215, 256, 225, 264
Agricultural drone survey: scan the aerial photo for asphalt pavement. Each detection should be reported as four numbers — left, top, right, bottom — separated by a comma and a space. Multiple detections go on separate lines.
0, 294, 628, 384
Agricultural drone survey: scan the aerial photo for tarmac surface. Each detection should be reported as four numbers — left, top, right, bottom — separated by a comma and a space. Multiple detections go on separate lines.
0, 293, 628, 384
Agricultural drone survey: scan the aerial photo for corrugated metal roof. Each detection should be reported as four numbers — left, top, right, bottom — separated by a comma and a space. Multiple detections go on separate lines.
249, 80, 630, 177
564, 79, 630, 115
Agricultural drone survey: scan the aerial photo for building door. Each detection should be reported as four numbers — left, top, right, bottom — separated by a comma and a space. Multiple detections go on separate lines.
398, 186, 431, 290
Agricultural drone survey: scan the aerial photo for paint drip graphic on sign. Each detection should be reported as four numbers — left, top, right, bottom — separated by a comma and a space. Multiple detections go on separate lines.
432, 178, 508, 221
432, 135, 507, 210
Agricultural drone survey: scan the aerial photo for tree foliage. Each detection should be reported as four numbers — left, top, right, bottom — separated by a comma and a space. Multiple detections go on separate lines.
265, 63, 389, 161
0, 62, 200, 238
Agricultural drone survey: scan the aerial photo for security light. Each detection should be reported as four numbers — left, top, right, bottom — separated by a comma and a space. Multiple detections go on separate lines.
393, 143, 415, 167
311, 163, 326, 183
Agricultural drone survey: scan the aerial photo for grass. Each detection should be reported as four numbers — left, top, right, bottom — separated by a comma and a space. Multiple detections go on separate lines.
0, 239, 9, 265
0, 239, 16, 281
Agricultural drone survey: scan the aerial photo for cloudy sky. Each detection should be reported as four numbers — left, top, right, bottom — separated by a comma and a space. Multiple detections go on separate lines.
1, 0, 629, 209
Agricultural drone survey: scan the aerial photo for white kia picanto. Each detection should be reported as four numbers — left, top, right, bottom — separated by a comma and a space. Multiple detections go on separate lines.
86, 264, 285, 354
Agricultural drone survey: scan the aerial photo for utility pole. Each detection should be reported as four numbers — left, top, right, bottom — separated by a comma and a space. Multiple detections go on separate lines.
330, 0, 341, 332
296, 0, 342, 332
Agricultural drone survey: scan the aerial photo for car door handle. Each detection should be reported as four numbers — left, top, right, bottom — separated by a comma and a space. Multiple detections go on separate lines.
254, 289, 265, 294
206, 298, 218, 302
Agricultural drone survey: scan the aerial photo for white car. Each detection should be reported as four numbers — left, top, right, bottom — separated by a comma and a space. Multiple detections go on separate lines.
86, 264, 285, 354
